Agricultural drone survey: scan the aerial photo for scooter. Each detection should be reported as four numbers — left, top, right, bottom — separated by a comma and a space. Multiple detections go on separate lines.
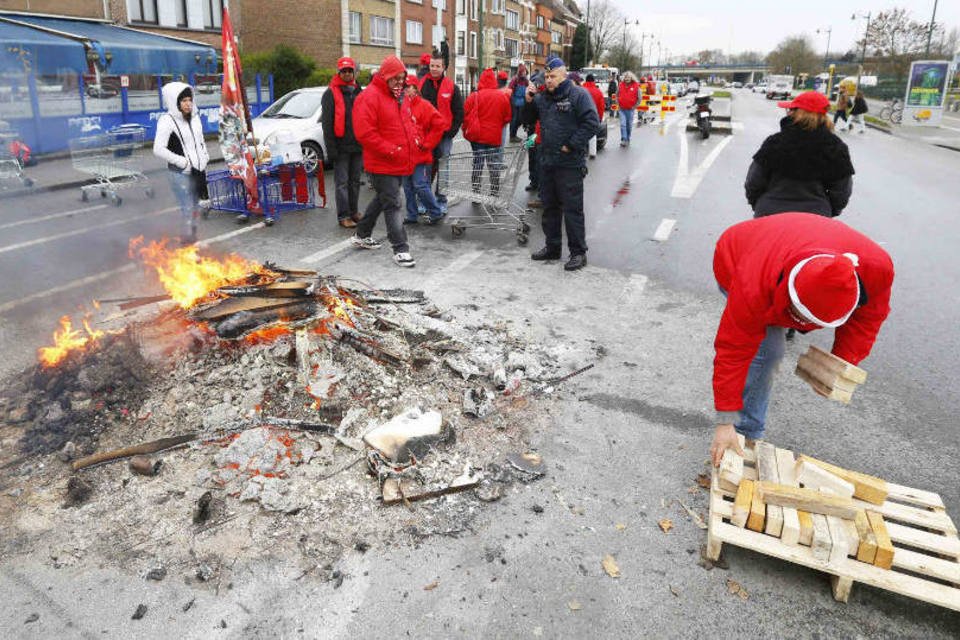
692, 95, 712, 139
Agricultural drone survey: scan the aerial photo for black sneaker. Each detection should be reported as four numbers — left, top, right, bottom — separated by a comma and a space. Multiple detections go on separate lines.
564, 254, 587, 271
531, 247, 561, 261
236, 214, 250, 224
524, 183, 538, 192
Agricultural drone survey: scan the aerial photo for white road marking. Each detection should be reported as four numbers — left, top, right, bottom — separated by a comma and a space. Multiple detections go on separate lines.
0, 204, 109, 230
671, 129, 734, 198
298, 237, 355, 264
0, 221, 271, 315
652, 218, 677, 242
0, 207, 176, 255
424, 250, 484, 291
731, 122, 745, 130
939, 124, 960, 133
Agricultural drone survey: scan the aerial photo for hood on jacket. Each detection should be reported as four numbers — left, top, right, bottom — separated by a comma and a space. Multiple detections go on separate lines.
752, 116, 855, 182
478, 68, 497, 90
162, 81, 194, 115
378, 55, 407, 80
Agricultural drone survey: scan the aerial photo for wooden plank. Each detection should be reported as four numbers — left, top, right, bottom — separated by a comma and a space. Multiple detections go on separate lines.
774, 448, 801, 546
826, 514, 849, 566
886, 521, 960, 557
710, 520, 960, 613
807, 344, 867, 384
798, 510, 815, 546
884, 481, 945, 510
796, 459, 855, 498
191, 296, 295, 320
756, 481, 859, 519
868, 511, 895, 570
732, 478, 754, 528
719, 448, 744, 492
811, 514, 832, 561
756, 443, 783, 537
795, 366, 852, 403
831, 575, 853, 603
706, 468, 725, 561
855, 510, 879, 564
853, 496, 957, 535
797, 353, 859, 392
892, 547, 960, 584
799, 454, 888, 505
842, 518, 861, 557
747, 484, 766, 532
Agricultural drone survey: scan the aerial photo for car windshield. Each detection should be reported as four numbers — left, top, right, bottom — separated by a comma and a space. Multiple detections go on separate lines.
260, 91, 323, 119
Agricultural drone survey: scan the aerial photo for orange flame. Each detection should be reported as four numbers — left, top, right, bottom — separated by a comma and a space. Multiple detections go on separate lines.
38, 315, 107, 368
244, 325, 292, 345
129, 236, 274, 309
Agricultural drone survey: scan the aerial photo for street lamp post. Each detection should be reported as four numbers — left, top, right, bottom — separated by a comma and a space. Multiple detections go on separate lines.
816, 26, 832, 67
925, 0, 939, 55
585, 0, 591, 66
852, 12, 871, 88
621, 18, 638, 70
638, 32, 653, 71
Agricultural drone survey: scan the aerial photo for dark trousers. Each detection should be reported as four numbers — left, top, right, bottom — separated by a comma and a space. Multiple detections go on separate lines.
355, 174, 409, 253
527, 144, 540, 189
333, 151, 363, 220
510, 105, 523, 138
540, 165, 587, 255
470, 142, 503, 195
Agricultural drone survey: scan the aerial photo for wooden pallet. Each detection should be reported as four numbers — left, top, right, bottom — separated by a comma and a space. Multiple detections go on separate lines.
707, 442, 960, 611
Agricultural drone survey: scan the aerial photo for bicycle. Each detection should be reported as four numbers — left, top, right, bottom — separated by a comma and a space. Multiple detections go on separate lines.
878, 98, 903, 125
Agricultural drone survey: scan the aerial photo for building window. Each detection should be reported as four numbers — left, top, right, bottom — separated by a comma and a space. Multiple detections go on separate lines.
202, 0, 223, 29
457, 0, 465, 15
174, 0, 188, 27
128, 0, 158, 23
432, 25, 447, 46
551, 30, 561, 44
456, 31, 465, 55
469, 31, 477, 58
490, 0, 504, 14
470, 0, 478, 20
431, 0, 447, 8
505, 9, 519, 31
505, 38, 518, 58
406, 20, 423, 44
536, 42, 544, 56
408, 0, 423, 4
536, 15, 543, 29
348, 12, 362, 43
370, 16, 395, 46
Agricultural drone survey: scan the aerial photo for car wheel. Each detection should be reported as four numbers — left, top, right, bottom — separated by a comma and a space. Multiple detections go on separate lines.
301, 142, 324, 174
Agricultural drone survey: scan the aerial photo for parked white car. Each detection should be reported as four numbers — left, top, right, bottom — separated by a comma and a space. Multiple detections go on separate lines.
753, 83, 768, 94
251, 87, 327, 173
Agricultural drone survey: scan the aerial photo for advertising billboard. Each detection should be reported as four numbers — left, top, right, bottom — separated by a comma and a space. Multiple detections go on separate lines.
903, 60, 949, 126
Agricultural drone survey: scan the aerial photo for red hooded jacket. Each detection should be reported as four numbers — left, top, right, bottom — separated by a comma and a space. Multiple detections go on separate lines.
582, 81, 605, 119
618, 80, 640, 110
403, 92, 445, 166
463, 69, 512, 146
352, 56, 415, 176
712, 213, 894, 413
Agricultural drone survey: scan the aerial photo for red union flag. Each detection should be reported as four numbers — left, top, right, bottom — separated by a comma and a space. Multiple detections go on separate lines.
219, 6, 260, 212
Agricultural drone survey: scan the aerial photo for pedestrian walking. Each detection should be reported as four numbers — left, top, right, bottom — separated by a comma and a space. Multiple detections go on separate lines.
153, 82, 210, 245
745, 90, 854, 218
508, 64, 530, 142
463, 68, 512, 196
617, 72, 640, 146
419, 54, 464, 214
321, 56, 364, 228
708, 212, 894, 466
582, 73, 605, 158
351, 55, 416, 268
497, 70, 508, 89
833, 86, 851, 131
401, 75, 445, 225
521, 56, 599, 271
849, 89, 868, 134
606, 72, 618, 114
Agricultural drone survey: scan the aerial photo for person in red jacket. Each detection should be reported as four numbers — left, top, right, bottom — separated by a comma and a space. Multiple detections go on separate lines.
401, 75, 446, 224
617, 72, 640, 146
463, 68, 512, 195
709, 212, 895, 466
351, 55, 417, 268
582, 73, 605, 157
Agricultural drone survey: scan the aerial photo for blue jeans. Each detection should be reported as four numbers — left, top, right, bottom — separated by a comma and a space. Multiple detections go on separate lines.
470, 142, 503, 195
404, 163, 443, 221
432, 136, 453, 204
619, 109, 634, 142
736, 326, 787, 440
167, 169, 198, 236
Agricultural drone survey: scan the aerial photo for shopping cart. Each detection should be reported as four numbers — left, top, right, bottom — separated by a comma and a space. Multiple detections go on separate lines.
205, 162, 319, 225
0, 128, 33, 189
439, 143, 531, 245
69, 124, 153, 206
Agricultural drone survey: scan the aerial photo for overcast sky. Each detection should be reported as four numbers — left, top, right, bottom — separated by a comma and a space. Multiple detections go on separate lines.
605, 1, 959, 60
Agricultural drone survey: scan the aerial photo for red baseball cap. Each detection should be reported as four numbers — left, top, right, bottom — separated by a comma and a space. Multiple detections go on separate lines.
788, 253, 860, 327
497, 70, 508, 80
777, 90, 830, 114
337, 57, 356, 71
419, 53, 432, 65
406, 74, 420, 87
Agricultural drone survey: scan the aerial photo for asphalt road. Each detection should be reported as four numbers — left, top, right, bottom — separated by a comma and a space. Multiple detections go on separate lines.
1, 89, 959, 637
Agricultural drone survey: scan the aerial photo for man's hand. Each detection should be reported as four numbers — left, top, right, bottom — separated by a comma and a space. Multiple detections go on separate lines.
710, 423, 744, 467
525, 84, 536, 103
561, 145, 570, 153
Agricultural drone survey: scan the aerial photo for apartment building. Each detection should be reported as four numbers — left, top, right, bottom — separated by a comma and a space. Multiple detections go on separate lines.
532, 0, 551, 67
396, 0, 455, 70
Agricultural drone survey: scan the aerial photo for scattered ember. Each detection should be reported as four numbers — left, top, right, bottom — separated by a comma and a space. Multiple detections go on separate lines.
37, 315, 111, 368
129, 236, 276, 309
243, 325, 292, 345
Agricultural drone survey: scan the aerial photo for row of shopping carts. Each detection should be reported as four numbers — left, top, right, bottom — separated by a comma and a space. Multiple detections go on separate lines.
69, 124, 153, 206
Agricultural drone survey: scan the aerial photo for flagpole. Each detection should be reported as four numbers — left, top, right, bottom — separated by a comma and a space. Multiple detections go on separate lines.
223, 0, 254, 135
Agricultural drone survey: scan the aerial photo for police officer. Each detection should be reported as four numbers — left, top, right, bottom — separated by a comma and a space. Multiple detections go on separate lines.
520, 56, 599, 271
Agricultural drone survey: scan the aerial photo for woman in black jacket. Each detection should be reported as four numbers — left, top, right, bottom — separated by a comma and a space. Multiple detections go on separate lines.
849, 89, 868, 134
744, 91, 854, 218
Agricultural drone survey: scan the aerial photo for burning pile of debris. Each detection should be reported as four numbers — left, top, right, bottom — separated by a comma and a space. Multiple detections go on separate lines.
0, 239, 588, 579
